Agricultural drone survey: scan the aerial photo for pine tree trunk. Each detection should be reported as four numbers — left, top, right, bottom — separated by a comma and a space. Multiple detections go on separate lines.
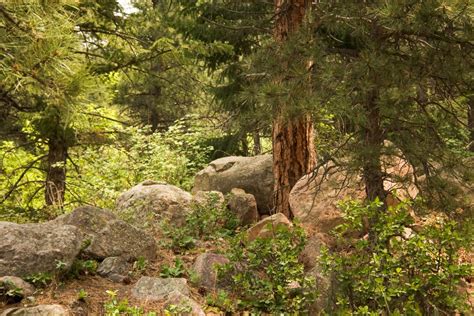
253, 130, 261, 155
362, 92, 386, 204
468, 97, 474, 152
45, 134, 67, 207
272, 0, 316, 218
273, 114, 316, 217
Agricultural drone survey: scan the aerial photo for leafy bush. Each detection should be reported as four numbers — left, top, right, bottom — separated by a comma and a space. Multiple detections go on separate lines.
322, 199, 472, 315
162, 192, 238, 253
24, 273, 53, 288
219, 225, 316, 313
104, 290, 156, 316
160, 258, 187, 278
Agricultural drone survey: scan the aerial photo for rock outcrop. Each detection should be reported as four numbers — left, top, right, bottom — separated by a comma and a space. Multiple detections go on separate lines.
54, 206, 157, 260
193, 155, 274, 214
97, 257, 130, 283
1, 304, 70, 316
131, 277, 190, 301
116, 181, 192, 229
0, 221, 82, 277
228, 188, 259, 226
0, 276, 35, 299
164, 291, 205, 316
246, 213, 292, 242
192, 252, 229, 291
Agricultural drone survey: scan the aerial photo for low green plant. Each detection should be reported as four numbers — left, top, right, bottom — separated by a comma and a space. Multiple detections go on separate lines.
162, 192, 238, 253
321, 199, 473, 315
162, 224, 196, 253
205, 290, 235, 313
160, 258, 186, 278
219, 224, 316, 313
24, 272, 53, 287
104, 290, 156, 316
163, 304, 192, 315
0, 280, 23, 302
69, 259, 98, 278
132, 256, 148, 275
77, 289, 88, 301
186, 192, 238, 239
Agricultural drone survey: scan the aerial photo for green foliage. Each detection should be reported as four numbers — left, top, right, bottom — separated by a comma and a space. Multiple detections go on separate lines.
163, 304, 192, 315
322, 199, 473, 315
162, 192, 238, 253
69, 259, 98, 278
132, 256, 148, 275
77, 289, 88, 302
24, 273, 52, 288
185, 192, 238, 240
160, 258, 186, 278
205, 290, 235, 313
104, 290, 156, 316
219, 225, 316, 313
0, 280, 23, 302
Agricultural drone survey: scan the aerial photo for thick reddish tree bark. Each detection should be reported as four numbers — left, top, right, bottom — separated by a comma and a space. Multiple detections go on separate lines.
272, 0, 316, 218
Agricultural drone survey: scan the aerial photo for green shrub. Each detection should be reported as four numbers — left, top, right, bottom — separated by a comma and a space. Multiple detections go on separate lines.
162, 192, 238, 253
219, 225, 316, 313
160, 258, 187, 278
104, 290, 156, 316
24, 273, 53, 288
68, 259, 98, 278
322, 199, 473, 315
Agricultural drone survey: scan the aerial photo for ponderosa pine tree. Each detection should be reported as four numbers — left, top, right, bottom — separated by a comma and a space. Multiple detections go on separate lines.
307, 0, 473, 210
1, 2, 89, 208
272, 0, 316, 217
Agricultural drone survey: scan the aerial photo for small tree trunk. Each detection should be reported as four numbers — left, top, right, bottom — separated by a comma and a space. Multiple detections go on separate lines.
253, 130, 261, 155
272, 0, 316, 218
362, 92, 386, 204
45, 134, 67, 207
468, 97, 474, 152
273, 114, 316, 217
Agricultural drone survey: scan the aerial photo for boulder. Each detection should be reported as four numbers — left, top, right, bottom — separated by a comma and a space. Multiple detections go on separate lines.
1, 304, 70, 316
192, 252, 229, 290
116, 181, 192, 229
228, 188, 259, 226
246, 213, 292, 242
193, 155, 273, 214
0, 276, 35, 299
307, 265, 335, 315
290, 158, 418, 245
97, 257, 130, 283
192, 191, 225, 207
163, 291, 205, 316
131, 277, 190, 301
0, 222, 82, 277
54, 206, 156, 260
289, 166, 362, 245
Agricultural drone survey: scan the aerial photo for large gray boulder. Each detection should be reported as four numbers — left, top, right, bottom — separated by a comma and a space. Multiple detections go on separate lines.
1, 304, 70, 316
54, 206, 157, 260
0, 222, 82, 277
193, 155, 274, 214
116, 181, 192, 229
